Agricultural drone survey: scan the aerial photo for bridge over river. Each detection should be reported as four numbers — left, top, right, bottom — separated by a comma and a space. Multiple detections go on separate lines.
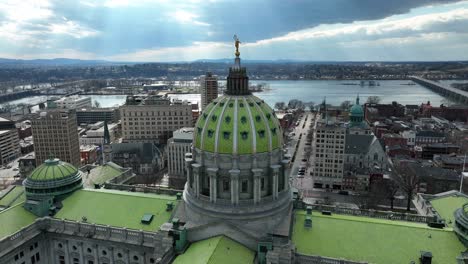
410, 76, 468, 104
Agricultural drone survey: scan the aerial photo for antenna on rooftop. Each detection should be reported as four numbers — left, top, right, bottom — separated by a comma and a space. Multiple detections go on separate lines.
459, 153, 467, 193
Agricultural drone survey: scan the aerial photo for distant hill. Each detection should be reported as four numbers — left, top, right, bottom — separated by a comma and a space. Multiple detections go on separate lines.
0, 58, 123, 68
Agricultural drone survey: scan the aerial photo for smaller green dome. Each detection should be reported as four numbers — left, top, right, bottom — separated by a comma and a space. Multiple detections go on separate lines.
28, 158, 78, 181
350, 104, 364, 116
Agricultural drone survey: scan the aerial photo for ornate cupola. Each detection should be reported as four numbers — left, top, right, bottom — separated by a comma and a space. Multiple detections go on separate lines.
23, 158, 83, 216
350, 95, 364, 125
225, 35, 250, 96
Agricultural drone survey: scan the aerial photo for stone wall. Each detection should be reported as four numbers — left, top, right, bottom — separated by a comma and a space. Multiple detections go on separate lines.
0, 218, 174, 264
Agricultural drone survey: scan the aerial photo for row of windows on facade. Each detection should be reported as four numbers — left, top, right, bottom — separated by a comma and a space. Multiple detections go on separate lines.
318, 134, 345, 139
122, 110, 190, 117
124, 122, 188, 129
14, 242, 39, 264
123, 116, 191, 122
315, 154, 344, 159
315, 168, 343, 174
56, 243, 157, 264
317, 130, 345, 134
317, 149, 344, 154
317, 139, 345, 144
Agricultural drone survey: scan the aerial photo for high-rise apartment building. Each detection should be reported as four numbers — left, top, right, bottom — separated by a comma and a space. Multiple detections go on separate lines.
167, 127, 193, 189
120, 95, 192, 144
32, 109, 80, 166
313, 119, 346, 189
200, 72, 218, 111
0, 117, 20, 165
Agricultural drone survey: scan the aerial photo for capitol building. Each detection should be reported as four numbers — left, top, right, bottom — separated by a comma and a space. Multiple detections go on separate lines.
0, 38, 466, 264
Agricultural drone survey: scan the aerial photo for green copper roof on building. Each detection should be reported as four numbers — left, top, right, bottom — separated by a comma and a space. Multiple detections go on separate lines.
173, 236, 255, 264
55, 189, 177, 231
293, 211, 465, 264
0, 186, 25, 207
194, 95, 282, 155
28, 158, 78, 181
0, 203, 37, 239
431, 195, 468, 227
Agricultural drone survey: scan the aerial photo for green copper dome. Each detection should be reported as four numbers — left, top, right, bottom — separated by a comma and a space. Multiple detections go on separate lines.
28, 158, 78, 181
194, 95, 282, 155
24, 158, 83, 198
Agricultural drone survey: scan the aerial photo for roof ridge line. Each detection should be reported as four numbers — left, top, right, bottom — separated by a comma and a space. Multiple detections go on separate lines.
206, 236, 223, 264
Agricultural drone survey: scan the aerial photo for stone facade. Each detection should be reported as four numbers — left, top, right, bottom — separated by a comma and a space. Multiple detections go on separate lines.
0, 218, 174, 264
120, 95, 192, 144
167, 128, 193, 189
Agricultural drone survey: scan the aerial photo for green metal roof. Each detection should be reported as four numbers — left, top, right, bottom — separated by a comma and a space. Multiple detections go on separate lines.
194, 95, 282, 155
54, 189, 177, 231
293, 211, 465, 264
431, 195, 468, 227
85, 163, 125, 187
0, 203, 37, 239
28, 158, 78, 181
173, 236, 255, 264
0, 186, 25, 207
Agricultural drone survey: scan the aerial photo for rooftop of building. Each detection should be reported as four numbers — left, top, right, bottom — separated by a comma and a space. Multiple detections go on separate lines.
54, 189, 177, 232
173, 236, 255, 264
0, 186, 25, 208
83, 162, 128, 187
416, 130, 446, 137
425, 192, 468, 227
423, 143, 460, 149
54, 95, 90, 102
172, 127, 195, 141
0, 187, 178, 240
0, 203, 37, 239
433, 154, 465, 165
345, 134, 376, 155
293, 210, 465, 264
76, 107, 118, 112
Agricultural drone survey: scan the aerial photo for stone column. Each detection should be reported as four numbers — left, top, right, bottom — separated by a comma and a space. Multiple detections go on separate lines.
185, 157, 193, 190
192, 163, 202, 198
271, 165, 281, 199
282, 159, 290, 191
207, 168, 218, 203
252, 168, 263, 204
229, 169, 240, 205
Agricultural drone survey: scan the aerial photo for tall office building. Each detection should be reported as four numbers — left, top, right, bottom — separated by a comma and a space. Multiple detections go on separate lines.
32, 109, 80, 166
313, 119, 346, 189
200, 72, 218, 111
167, 127, 193, 189
0, 117, 20, 165
120, 95, 192, 144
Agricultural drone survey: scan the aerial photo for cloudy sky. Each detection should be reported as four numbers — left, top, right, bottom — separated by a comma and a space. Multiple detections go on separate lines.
1, 0, 468, 61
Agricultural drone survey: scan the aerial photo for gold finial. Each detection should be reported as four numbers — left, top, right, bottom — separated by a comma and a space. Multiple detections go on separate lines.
233, 34, 241, 57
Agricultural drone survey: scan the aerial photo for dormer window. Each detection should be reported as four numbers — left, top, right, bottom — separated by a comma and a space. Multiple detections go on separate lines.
255, 115, 261, 122
207, 130, 214, 138
225, 116, 231, 123
223, 131, 230, 139
258, 130, 265, 138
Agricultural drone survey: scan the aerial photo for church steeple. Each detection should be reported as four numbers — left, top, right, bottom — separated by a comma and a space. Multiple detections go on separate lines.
225, 35, 250, 96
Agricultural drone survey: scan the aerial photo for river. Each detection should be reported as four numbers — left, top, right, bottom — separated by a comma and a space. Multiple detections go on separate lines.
1, 80, 459, 113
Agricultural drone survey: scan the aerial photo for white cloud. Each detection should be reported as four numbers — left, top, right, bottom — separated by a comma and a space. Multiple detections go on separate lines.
106, 42, 230, 62
172, 10, 210, 26
0, 0, 100, 45
244, 7, 468, 47
0, 0, 53, 22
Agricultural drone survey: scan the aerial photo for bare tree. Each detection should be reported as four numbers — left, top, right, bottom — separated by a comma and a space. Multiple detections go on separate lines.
274, 101, 286, 110
394, 161, 420, 211
93, 100, 101, 108
340, 100, 352, 110
366, 96, 381, 104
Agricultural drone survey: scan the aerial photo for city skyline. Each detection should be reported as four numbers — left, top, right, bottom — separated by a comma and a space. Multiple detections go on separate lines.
1, 0, 468, 61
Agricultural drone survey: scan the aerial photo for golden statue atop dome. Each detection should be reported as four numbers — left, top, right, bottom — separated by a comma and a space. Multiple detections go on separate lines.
233, 34, 241, 57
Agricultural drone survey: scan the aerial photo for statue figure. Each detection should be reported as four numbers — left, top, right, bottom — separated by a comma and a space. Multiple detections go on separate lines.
233, 35, 241, 57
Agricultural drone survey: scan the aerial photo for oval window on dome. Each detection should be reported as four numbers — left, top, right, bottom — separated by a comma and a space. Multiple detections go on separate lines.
223, 131, 230, 139
258, 130, 265, 138
241, 131, 249, 140
255, 115, 261, 122
207, 130, 214, 138
211, 115, 217, 121
241, 116, 247, 124
225, 116, 231, 123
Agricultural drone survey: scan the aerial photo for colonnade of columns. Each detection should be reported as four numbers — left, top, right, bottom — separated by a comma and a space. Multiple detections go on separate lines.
187, 161, 287, 205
